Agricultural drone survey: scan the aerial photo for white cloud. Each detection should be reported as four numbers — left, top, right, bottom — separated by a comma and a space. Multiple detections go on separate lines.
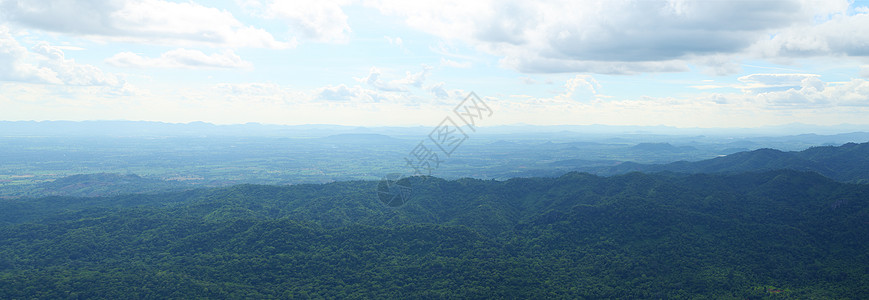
428, 82, 449, 98
504, 56, 690, 74
355, 66, 432, 92
691, 54, 743, 76
0, 29, 56, 83
425, 82, 466, 100
500, 74, 869, 127
565, 75, 600, 96
440, 58, 471, 68
749, 78, 869, 108
212, 79, 449, 107
704, 76, 869, 108
0, 0, 294, 48
106, 49, 253, 69
0, 27, 121, 86
690, 73, 827, 93
392, 66, 431, 88
825, 79, 869, 106
368, 0, 864, 74
356, 67, 405, 92
737, 73, 821, 93
752, 10, 869, 58
317, 84, 360, 101
532, 75, 601, 103
315, 83, 404, 103
385, 36, 403, 47
318, 66, 451, 104
496, 78, 869, 127
243, 0, 351, 43
861, 65, 869, 78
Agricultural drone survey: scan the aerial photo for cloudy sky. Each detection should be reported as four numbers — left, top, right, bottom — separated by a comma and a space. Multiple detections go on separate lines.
1, 0, 869, 127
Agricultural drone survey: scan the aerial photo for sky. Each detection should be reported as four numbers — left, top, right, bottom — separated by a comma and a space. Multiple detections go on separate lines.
1, 0, 869, 128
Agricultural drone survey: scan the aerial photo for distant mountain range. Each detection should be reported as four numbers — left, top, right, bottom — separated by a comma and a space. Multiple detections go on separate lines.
4, 120, 869, 138
595, 141, 869, 182
8, 140, 869, 200
628, 142, 697, 153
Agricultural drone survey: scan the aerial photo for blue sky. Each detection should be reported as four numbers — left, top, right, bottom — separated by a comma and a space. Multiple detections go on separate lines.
1, 0, 869, 127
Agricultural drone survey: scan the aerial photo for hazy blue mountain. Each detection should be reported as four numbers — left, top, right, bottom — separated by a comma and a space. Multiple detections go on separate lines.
28, 173, 190, 198
0, 120, 427, 138
315, 133, 412, 145
4, 120, 869, 138
629, 142, 697, 153
598, 141, 869, 182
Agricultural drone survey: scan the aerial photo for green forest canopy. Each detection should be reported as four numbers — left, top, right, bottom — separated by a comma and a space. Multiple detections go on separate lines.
1, 170, 867, 298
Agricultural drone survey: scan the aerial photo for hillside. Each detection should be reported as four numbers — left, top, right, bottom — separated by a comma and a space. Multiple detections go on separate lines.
1, 170, 866, 298
598, 141, 869, 182
31, 173, 189, 198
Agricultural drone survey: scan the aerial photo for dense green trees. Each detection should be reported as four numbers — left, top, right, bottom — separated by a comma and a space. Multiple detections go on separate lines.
0, 170, 867, 298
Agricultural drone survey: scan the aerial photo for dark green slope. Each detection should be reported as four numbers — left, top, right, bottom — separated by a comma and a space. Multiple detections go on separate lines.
0, 171, 867, 298
600, 141, 869, 182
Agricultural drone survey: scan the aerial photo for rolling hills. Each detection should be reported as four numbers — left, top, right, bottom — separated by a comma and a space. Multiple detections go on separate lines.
1, 170, 866, 298
593, 141, 869, 182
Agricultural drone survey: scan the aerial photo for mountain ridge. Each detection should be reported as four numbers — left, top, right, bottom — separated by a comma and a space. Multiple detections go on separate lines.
594, 141, 869, 182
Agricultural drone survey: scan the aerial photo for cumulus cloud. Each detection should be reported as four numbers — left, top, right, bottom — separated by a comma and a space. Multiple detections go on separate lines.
242, 0, 351, 43
0, 28, 55, 83
106, 49, 253, 69
542, 75, 601, 102
566, 75, 600, 95
0, 27, 121, 86
0, 0, 294, 48
750, 78, 868, 107
368, 0, 864, 74
356, 67, 405, 92
317, 84, 359, 101
752, 9, 869, 58
690, 76, 869, 108
385, 36, 403, 47
825, 79, 869, 106
319, 66, 446, 103
392, 66, 432, 88
425, 82, 467, 100
737, 73, 822, 93
355, 66, 432, 92
428, 82, 449, 98
315, 84, 401, 103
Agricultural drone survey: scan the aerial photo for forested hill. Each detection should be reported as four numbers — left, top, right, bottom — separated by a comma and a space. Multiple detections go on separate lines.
1, 170, 867, 298
598, 141, 869, 182
26, 173, 188, 198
